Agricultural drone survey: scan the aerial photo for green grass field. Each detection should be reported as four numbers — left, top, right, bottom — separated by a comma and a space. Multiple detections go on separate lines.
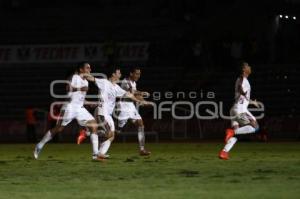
0, 142, 299, 199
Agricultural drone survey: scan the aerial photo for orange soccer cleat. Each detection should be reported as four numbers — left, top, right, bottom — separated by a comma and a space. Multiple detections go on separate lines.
77, 129, 87, 145
225, 128, 235, 143
219, 150, 229, 160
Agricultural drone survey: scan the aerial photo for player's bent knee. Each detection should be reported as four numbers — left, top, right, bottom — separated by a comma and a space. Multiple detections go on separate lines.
136, 119, 144, 127
106, 131, 115, 140
86, 120, 98, 132
250, 121, 259, 132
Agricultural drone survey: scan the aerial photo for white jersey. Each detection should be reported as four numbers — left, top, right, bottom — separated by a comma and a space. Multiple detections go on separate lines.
95, 78, 127, 115
232, 76, 251, 114
118, 78, 137, 112
68, 74, 88, 107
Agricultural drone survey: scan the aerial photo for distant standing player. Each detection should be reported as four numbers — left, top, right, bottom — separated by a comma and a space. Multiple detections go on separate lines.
219, 62, 260, 160
115, 67, 151, 156
34, 62, 100, 161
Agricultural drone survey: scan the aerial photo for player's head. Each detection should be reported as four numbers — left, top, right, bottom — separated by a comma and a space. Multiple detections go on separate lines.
129, 67, 141, 82
108, 66, 122, 80
241, 62, 251, 77
76, 62, 91, 74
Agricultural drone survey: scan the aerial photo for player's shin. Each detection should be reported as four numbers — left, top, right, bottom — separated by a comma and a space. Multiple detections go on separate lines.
138, 126, 145, 151
99, 139, 112, 155
90, 133, 99, 156
37, 130, 53, 149
223, 137, 238, 152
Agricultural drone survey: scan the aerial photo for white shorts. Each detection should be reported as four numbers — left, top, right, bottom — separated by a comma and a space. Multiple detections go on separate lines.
116, 108, 142, 128
230, 108, 256, 127
95, 107, 115, 132
60, 104, 94, 127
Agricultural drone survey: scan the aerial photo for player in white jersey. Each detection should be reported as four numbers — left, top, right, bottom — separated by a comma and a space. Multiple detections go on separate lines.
115, 67, 151, 156
219, 62, 260, 160
33, 62, 101, 160
77, 67, 151, 160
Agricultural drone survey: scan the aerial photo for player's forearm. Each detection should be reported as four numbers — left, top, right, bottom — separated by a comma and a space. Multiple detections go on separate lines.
70, 86, 88, 92
249, 99, 260, 107
83, 73, 95, 82
126, 92, 143, 103
84, 100, 96, 106
83, 100, 97, 109
249, 99, 258, 104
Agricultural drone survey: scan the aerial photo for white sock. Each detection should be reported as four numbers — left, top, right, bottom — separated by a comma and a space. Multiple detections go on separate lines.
138, 126, 145, 151
234, 125, 256, 135
90, 133, 99, 156
99, 140, 111, 155
37, 130, 52, 149
223, 137, 238, 152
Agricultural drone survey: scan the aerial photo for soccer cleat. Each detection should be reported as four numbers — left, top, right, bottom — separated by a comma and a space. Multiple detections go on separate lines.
225, 128, 235, 143
77, 129, 87, 145
33, 146, 41, 159
219, 150, 229, 160
140, 149, 151, 156
92, 153, 107, 162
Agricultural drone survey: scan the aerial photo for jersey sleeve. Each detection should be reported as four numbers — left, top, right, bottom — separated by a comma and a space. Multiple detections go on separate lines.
120, 79, 131, 92
115, 85, 127, 97
95, 78, 107, 90
70, 74, 81, 88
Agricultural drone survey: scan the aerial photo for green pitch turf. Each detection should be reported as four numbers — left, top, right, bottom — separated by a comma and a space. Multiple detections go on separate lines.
0, 142, 299, 199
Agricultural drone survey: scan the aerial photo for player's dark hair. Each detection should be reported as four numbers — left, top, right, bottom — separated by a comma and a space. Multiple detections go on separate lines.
107, 66, 121, 77
76, 61, 89, 73
129, 66, 141, 74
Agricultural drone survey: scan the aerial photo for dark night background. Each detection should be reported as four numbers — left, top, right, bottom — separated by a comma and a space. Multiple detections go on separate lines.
0, 0, 299, 142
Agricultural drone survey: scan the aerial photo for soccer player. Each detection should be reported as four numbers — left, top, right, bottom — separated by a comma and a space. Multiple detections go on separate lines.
115, 67, 151, 156
78, 67, 151, 160
219, 62, 260, 160
34, 62, 101, 161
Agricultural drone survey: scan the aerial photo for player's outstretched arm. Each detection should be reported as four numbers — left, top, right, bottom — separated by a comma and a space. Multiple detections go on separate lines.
82, 73, 96, 82
125, 92, 152, 106
124, 92, 152, 106
84, 100, 97, 108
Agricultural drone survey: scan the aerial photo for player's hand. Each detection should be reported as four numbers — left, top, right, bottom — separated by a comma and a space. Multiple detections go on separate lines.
141, 92, 150, 98
89, 104, 98, 108
139, 100, 153, 106
251, 99, 260, 108
82, 73, 95, 81
82, 73, 90, 77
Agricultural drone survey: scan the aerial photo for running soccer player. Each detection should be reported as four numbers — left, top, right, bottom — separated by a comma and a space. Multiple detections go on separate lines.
34, 62, 101, 161
79, 67, 151, 160
219, 62, 260, 160
115, 67, 151, 156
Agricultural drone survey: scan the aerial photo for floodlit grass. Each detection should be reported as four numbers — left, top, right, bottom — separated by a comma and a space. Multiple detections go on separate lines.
0, 142, 299, 199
